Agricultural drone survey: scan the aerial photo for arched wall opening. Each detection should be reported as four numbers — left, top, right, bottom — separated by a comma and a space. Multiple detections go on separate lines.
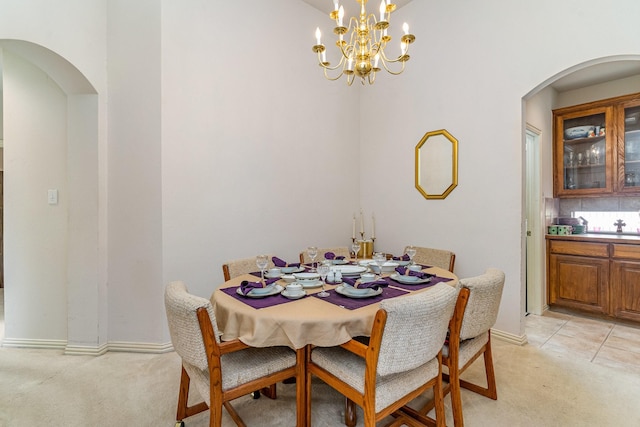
522, 55, 640, 320
0, 40, 105, 354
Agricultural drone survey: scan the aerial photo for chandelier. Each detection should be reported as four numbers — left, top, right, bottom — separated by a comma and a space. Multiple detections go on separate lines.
312, 0, 415, 86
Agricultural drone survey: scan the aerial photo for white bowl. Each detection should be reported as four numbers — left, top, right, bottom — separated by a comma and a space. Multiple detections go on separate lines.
294, 272, 320, 281
281, 266, 298, 274
368, 261, 399, 273
281, 274, 296, 283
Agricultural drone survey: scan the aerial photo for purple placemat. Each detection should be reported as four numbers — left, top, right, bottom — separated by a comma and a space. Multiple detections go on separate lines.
314, 285, 409, 310
388, 275, 454, 291
220, 286, 302, 309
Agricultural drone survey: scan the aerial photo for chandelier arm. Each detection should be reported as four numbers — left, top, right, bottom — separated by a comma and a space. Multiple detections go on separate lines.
378, 57, 407, 75
323, 66, 347, 81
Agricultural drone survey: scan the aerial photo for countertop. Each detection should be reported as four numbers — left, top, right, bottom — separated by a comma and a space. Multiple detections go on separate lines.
546, 233, 640, 244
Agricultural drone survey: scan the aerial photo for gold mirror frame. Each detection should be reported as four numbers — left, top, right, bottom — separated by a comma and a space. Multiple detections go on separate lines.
415, 129, 458, 199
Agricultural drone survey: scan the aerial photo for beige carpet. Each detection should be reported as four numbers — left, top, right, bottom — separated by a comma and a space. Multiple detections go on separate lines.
1, 337, 640, 426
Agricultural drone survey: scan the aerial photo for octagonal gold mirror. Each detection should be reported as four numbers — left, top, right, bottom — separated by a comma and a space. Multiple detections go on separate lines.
415, 129, 458, 199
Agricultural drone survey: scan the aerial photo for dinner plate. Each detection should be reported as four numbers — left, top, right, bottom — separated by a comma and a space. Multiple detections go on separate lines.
331, 259, 349, 265
335, 285, 383, 299
298, 280, 322, 288
264, 272, 282, 279
390, 273, 432, 285
280, 266, 305, 274
281, 289, 306, 299
236, 284, 284, 298
331, 265, 368, 276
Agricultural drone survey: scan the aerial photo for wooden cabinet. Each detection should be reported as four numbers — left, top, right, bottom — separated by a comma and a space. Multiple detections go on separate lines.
611, 244, 640, 322
553, 92, 640, 197
548, 240, 610, 314
547, 235, 640, 323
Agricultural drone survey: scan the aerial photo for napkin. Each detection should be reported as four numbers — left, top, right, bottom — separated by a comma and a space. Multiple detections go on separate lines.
272, 257, 300, 268
394, 266, 433, 279
239, 277, 280, 295
324, 252, 345, 260
393, 254, 411, 261
342, 277, 388, 290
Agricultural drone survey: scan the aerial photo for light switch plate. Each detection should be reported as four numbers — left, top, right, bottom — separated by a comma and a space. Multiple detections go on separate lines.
48, 189, 58, 205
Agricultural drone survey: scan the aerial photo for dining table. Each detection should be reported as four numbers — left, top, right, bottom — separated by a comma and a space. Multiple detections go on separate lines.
210, 261, 458, 427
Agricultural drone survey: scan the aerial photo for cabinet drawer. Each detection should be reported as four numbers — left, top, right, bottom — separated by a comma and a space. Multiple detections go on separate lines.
612, 244, 640, 260
549, 240, 609, 257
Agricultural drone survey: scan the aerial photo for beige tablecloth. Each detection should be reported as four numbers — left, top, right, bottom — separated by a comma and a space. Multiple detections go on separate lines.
211, 267, 458, 350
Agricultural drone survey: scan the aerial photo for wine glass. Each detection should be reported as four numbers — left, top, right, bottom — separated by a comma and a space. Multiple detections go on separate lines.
373, 252, 387, 280
256, 254, 269, 285
406, 245, 417, 266
317, 264, 331, 298
351, 240, 361, 263
307, 246, 318, 271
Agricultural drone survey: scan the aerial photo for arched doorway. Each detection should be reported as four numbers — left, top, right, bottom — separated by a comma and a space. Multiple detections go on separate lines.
523, 55, 640, 319
0, 40, 106, 354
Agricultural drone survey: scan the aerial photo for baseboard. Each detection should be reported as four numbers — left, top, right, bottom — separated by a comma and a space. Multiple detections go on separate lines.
2, 338, 173, 355
65, 343, 109, 356
491, 328, 528, 346
1, 338, 67, 350
107, 341, 174, 354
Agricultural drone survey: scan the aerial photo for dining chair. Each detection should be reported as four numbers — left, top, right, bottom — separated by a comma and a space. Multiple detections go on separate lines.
305, 283, 458, 427
299, 246, 351, 264
164, 281, 305, 427
221, 254, 279, 399
405, 268, 505, 427
406, 246, 456, 272
222, 255, 274, 281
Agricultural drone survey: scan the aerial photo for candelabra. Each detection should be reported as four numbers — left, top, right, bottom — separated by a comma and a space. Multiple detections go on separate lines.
312, 0, 416, 86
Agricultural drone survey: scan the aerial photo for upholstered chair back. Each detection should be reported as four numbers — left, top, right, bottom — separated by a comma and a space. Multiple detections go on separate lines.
458, 268, 505, 341
406, 246, 456, 272
300, 246, 351, 263
164, 281, 221, 371
223, 255, 274, 280
376, 283, 458, 377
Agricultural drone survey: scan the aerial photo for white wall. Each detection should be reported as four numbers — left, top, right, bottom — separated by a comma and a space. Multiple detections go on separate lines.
358, 0, 640, 337
3, 51, 69, 341
160, 0, 361, 307
0, 0, 107, 351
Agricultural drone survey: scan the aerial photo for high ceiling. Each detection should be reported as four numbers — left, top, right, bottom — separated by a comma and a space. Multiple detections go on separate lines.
301, 0, 413, 16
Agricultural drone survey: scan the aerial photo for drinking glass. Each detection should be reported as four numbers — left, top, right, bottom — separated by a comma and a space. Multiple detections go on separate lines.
307, 246, 318, 271
351, 241, 361, 262
256, 254, 269, 284
373, 252, 387, 280
317, 264, 330, 298
406, 245, 417, 266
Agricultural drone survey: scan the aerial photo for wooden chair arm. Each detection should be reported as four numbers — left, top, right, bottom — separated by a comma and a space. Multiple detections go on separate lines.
218, 339, 251, 354
340, 339, 368, 358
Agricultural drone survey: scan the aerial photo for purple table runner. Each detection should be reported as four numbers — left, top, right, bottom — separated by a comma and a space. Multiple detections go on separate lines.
313, 285, 409, 310
220, 286, 302, 309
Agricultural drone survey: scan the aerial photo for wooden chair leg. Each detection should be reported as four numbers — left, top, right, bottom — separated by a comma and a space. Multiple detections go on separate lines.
222, 401, 246, 427
305, 347, 313, 427
260, 384, 277, 399
177, 366, 208, 422
345, 397, 357, 427
448, 364, 464, 427
459, 343, 497, 400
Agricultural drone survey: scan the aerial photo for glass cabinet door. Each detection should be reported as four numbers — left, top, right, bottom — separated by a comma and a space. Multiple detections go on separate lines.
557, 108, 612, 196
622, 103, 640, 191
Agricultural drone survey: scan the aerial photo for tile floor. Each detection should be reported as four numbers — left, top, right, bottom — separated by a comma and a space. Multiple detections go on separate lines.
525, 309, 640, 375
